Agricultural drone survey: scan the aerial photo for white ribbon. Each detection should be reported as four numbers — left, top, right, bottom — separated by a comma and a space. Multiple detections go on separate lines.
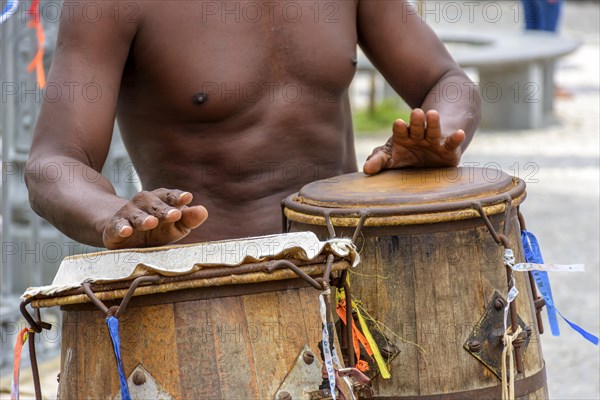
319, 291, 337, 400
511, 262, 585, 272
501, 248, 520, 400
501, 325, 522, 400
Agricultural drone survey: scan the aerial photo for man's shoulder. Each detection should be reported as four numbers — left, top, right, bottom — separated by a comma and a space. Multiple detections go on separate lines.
57, 1, 141, 30
56, 0, 140, 47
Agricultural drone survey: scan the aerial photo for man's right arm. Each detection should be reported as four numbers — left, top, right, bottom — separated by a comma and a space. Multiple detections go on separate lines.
26, 1, 207, 249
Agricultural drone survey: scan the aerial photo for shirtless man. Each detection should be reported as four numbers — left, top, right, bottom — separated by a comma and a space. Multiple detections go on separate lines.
26, 0, 480, 249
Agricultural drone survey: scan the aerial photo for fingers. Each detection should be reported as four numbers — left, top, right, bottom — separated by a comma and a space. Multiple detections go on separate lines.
425, 110, 442, 141
102, 213, 158, 249
104, 190, 182, 242
444, 129, 465, 152
409, 109, 426, 141
152, 188, 193, 207
364, 117, 412, 174
133, 191, 182, 221
125, 189, 199, 225
409, 109, 444, 142
104, 217, 133, 239
366, 109, 466, 170
363, 138, 393, 175
178, 205, 209, 230
391, 119, 409, 143
363, 151, 388, 175
103, 189, 207, 249
102, 216, 136, 249
105, 208, 159, 236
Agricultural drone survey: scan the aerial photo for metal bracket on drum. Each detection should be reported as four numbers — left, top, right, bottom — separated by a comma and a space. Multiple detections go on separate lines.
472, 199, 527, 374
471, 197, 513, 248
274, 345, 325, 400
113, 364, 174, 400
464, 291, 532, 379
274, 345, 373, 400
322, 210, 370, 243
282, 205, 370, 244
82, 275, 161, 318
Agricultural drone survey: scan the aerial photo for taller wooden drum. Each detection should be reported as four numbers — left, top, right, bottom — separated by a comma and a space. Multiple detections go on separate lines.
283, 167, 548, 399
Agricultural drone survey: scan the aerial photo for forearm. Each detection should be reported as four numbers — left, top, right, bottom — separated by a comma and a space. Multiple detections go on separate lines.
25, 155, 128, 247
420, 69, 481, 150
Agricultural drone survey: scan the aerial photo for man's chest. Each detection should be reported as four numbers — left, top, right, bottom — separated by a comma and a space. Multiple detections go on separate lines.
121, 1, 359, 120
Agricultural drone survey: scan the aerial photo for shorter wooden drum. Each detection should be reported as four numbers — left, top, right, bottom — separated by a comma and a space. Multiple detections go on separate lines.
283, 167, 548, 399
24, 233, 356, 399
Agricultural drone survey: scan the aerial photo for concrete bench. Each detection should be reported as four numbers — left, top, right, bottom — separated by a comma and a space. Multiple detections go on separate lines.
439, 30, 580, 130
357, 30, 580, 130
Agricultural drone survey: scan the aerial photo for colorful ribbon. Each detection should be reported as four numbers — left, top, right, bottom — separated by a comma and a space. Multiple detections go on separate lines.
0, 0, 19, 24
352, 301, 391, 379
336, 299, 374, 372
26, 0, 46, 88
106, 316, 132, 400
521, 230, 598, 345
1, 0, 45, 87
319, 292, 337, 400
10, 327, 31, 400
522, 230, 561, 335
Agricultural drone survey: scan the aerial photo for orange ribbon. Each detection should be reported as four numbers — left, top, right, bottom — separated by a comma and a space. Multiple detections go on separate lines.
336, 299, 374, 372
26, 0, 45, 88
11, 328, 31, 400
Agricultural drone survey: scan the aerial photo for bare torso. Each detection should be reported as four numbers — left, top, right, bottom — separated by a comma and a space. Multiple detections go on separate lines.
27, 0, 478, 249
117, 1, 359, 241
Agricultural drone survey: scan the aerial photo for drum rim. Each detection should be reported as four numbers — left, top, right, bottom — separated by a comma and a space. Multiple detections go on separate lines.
30, 258, 350, 309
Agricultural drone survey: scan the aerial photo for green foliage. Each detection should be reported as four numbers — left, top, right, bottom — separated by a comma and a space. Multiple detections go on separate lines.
352, 99, 411, 135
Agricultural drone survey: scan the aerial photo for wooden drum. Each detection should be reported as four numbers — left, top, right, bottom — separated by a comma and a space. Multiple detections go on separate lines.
283, 168, 548, 399
24, 233, 357, 399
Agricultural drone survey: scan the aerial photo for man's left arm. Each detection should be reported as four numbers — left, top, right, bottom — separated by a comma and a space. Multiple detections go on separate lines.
358, 0, 481, 173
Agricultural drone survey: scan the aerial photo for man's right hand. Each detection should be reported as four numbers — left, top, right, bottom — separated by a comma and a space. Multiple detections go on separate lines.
102, 189, 208, 250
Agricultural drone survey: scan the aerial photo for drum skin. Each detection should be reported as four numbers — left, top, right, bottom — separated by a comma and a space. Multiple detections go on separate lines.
283, 168, 548, 399
56, 282, 324, 399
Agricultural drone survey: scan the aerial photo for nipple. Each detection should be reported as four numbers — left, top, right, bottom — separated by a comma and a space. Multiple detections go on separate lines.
192, 92, 209, 105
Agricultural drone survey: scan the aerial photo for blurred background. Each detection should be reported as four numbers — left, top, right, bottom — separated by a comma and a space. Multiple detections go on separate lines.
1, 0, 599, 398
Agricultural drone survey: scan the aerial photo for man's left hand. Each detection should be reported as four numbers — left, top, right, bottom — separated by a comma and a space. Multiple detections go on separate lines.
363, 109, 465, 174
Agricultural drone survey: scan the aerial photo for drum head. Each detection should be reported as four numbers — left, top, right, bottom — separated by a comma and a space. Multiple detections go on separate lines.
283, 168, 526, 226
299, 168, 516, 207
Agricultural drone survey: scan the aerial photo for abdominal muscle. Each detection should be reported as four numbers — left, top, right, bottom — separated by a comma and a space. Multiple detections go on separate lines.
116, 90, 358, 243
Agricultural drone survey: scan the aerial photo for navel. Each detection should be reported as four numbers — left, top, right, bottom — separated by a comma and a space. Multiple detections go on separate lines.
192, 92, 209, 105
351, 57, 358, 68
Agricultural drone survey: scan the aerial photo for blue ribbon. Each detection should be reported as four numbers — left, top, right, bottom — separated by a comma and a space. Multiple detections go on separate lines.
521, 230, 560, 335
521, 230, 598, 345
106, 316, 132, 400
1, 0, 19, 24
